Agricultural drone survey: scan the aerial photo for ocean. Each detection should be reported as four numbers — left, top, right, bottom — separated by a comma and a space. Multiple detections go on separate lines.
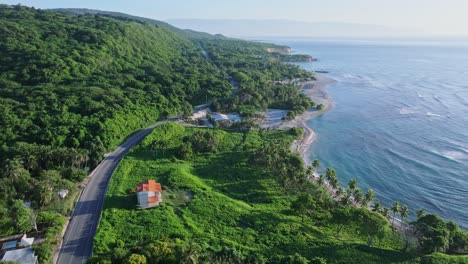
269, 38, 468, 229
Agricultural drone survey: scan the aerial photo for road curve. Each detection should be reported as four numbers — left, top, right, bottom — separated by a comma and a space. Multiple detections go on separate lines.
56, 119, 175, 264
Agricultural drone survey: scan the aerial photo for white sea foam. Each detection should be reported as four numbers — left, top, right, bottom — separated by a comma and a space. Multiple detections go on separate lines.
426, 112, 444, 118
343, 73, 360, 80
440, 150, 468, 161
407, 59, 431, 63
399, 107, 418, 115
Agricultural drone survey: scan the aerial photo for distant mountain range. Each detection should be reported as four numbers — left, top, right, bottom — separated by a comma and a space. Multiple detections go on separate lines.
165, 19, 423, 38
52, 8, 225, 39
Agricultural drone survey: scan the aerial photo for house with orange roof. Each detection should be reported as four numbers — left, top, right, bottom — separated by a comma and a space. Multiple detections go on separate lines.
136, 180, 162, 209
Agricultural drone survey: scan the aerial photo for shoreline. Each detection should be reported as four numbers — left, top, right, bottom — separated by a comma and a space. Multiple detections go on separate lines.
280, 76, 411, 233
278, 74, 336, 165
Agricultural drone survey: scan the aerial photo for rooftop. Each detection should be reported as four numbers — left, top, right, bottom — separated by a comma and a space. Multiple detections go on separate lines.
136, 179, 162, 193
1, 247, 37, 264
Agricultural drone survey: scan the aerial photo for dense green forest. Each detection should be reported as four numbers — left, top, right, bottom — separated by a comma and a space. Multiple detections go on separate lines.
91, 123, 468, 263
199, 39, 316, 117
0, 4, 230, 239
0, 5, 324, 262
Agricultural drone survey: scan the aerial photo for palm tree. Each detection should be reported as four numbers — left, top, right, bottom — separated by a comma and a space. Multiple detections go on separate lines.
372, 201, 382, 212
306, 166, 313, 177
391, 201, 400, 229
177, 242, 201, 264
400, 205, 409, 222
348, 178, 358, 191
312, 159, 320, 169
382, 207, 390, 218
353, 189, 363, 205
317, 174, 325, 186
341, 193, 352, 206
416, 208, 425, 219
363, 189, 375, 207
336, 187, 344, 198
325, 168, 336, 182
330, 177, 339, 189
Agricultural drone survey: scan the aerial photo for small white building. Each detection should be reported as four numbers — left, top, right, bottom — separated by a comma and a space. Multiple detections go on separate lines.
19, 234, 34, 248
210, 113, 241, 125
57, 189, 69, 199
136, 180, 162, 209
1, 247, 38, 264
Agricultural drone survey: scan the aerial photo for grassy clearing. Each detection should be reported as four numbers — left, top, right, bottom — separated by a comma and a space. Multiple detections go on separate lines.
93, 123, 427, 263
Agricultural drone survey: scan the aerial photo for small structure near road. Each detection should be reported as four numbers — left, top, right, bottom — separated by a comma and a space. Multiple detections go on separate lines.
209, 113, 241, 126
0, 234, 35, 251
136, 180, 162, 209
1, 247, 38, 264
57, 189, 69, 199
0, 234, 37, 264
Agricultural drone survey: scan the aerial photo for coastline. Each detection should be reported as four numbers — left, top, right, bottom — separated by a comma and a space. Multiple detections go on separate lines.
278, 74, 336, 165
281, 76, 411, 233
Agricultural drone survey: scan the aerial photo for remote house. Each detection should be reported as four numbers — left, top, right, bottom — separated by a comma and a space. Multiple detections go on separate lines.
210, 113, 241, 126
136, 180, 162, 209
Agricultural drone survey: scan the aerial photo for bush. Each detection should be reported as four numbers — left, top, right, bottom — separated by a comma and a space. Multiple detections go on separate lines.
288, 127, 304, 138
33, 243, 53, 264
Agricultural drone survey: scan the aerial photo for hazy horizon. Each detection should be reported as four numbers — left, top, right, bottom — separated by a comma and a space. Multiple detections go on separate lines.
1, 0, 468, 37
165, 19, 448, 39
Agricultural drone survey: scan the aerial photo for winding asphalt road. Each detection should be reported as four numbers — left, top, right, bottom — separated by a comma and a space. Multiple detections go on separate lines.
56, 118, 178, 264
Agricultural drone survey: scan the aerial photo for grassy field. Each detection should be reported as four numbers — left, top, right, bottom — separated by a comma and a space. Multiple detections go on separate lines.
93, 123, 426, 263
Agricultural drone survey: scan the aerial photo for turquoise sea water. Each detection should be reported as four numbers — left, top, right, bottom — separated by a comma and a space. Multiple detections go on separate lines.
271, 39, 468, 228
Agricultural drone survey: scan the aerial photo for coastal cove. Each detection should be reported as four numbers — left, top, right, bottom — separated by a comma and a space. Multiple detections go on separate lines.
270, 38, 468, 229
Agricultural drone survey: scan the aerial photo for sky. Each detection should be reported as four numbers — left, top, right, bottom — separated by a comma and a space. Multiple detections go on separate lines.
2, 0, 468, 36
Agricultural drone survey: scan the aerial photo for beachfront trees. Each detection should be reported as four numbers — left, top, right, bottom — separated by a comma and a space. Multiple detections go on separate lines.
363, 189, 375, 207
325, 167, 336, 181
316, 174, 325, 187
416, 208, 426, 219
353, 189, 363, 205
306, 166, 313, 177
341, 193, 352, 206
312, 159, 319, 169
382, 208, 390, 218
400, 205, 409, 222
391, 201, 400, 229
348, 178, 358, 191
336, 187, 344, 198
372, 201, 382, 212
330, 177, 339, 189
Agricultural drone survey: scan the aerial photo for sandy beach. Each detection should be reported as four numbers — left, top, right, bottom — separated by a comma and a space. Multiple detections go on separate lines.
261, 74, 336, 165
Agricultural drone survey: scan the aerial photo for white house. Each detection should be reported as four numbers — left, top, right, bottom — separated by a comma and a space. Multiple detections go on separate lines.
136, 180, 162, 209
210, 113, 241, 125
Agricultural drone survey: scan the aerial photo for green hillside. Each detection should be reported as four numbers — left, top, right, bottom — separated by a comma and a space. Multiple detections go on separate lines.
92, 123, 419, 263
0, 5, 318, 263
